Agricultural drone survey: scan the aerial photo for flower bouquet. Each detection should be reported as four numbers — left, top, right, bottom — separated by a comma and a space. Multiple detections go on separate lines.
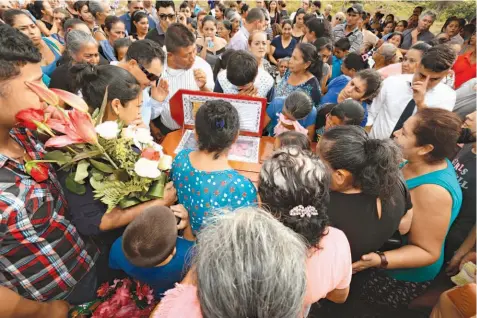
69, 278, 157, 318
16, 82, 173, 211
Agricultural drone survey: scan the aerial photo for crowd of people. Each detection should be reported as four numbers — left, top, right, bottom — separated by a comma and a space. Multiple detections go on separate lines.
0, 0, 475, 317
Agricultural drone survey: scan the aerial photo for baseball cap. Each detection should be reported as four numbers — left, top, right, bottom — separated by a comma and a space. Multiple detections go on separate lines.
347, 3, 364, 15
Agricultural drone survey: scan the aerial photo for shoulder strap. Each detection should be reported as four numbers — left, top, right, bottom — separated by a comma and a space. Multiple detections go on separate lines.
391, 99, 416, 137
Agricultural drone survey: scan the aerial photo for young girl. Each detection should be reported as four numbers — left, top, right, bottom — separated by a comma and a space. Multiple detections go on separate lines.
274, 130, 311, 151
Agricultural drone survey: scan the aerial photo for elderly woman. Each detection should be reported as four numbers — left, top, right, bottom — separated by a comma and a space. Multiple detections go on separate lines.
378, 42, 431, 79
152, 208, 308, 317
49, 30, 100, 92
259, 147, 352, 308
88, 0, 111, 41
353, 108, 463, 311
170, 100, 257, 236
372, 43, 399, 70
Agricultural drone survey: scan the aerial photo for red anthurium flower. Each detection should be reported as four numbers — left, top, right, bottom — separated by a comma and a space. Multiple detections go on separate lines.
141, 148, 160, 161
25, 162, 49, 183
15, 108, 45, 130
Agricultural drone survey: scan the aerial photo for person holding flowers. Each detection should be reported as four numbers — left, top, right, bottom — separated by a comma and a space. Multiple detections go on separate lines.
0, 24, 99, 306
170, 100, 257, 237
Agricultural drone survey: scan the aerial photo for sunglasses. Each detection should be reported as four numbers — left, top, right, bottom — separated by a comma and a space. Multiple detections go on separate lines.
138, 63, 160, 82
159, 13, 176, 21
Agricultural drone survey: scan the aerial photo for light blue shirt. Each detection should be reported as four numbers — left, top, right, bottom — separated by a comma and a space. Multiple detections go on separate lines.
141, 87, 164, 126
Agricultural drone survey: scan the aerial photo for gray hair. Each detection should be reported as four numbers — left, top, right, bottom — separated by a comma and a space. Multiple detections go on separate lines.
419, 10, 436, 22
380, 42, 398, 63
66, 30, 98, 56
194, 207, 308, 318
88, 1, 105, 18
284, 90, 313, 120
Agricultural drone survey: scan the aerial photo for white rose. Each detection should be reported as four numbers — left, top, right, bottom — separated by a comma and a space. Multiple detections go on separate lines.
158, 154, 173, 170
121, 126, 135, 139
134, 128, 154, 149
95, 121, 120, 140
134, 158, 161, 179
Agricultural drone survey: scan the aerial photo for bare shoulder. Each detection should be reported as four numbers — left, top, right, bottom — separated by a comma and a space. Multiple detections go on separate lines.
411, 184, 452, 210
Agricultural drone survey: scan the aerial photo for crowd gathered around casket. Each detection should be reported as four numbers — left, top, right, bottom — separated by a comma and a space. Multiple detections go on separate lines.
0, 0, 476, 317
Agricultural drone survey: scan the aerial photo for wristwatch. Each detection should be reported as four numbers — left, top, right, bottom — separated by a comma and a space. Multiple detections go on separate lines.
376, 251, 388, 268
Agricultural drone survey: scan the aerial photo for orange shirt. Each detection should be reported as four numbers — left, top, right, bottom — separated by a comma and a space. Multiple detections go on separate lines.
453, 51, 476, 89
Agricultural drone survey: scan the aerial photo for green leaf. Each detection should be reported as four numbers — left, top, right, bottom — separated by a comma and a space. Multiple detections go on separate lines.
118, 197, 141, 209
74, 160, 90, 184
91, 169, 104, 181
89, 176, 105, 191
90, 159, 114, 173
65, 173, 86, 195
72, 150, 102, 162
113, 169, 129, 182
96, 87, 108, 125
44, 150, 72, 165
147, 174, 166, 198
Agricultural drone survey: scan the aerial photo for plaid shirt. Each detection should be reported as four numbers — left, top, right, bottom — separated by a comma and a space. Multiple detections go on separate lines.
332, 23, 363, 53
0, 128, 98, 301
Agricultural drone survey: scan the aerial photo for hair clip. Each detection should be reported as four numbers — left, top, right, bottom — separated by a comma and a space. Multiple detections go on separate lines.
289, 205, 318, 218
361, 54, 369, 62
215, 119, 225, 129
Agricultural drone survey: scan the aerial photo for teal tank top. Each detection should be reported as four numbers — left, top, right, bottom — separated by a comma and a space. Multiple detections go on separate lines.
387, 159, 462, 283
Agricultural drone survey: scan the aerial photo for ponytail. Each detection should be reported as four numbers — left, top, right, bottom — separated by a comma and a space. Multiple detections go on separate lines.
296, 43, 323, 82
321, 126, 402, 201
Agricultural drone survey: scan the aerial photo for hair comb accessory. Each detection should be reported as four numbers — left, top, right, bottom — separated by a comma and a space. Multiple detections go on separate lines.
215, 118, 225, 129
289, 205, 318, 218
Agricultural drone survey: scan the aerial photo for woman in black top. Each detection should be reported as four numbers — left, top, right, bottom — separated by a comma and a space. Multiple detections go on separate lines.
317, 126, 412, 262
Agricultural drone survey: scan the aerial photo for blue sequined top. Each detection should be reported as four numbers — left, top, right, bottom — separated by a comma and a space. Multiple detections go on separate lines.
275, 70, 322, 108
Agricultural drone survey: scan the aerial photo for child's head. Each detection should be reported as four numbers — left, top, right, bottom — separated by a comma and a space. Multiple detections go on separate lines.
283, 90, 313, 121
122, 206, 178, 267
340, 52, 368, 78
334, 38, 350, 59
274, 130, 311, 151
277, 57, 289, 76
113, 37, 133, 61
226, 50, 258, 90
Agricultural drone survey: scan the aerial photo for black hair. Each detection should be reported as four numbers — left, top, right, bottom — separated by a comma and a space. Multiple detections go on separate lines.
281, 19, 293, 29
3, 9, 30, 26
458, 128, 477, 144
258, 147, 330, 248
387, 31, 404, 46
179, 1, 188, 10
226, 50, 258, 87
125, 39, 165, 67
314, 37, 333, 53
343, 52, 368, 72
113, 38, 133, 59
397, 20, 408, 28
213, 49, 235, 81
305, 17, 332, 39
63, 18, 87, 31
276, 131, 311, 151
202, 15, 217, 27
441, 16, 461, 33
122, 206, 178, 267
312, 1, 322, 9
156, 0, 175, 11
70, 63, 141, 111
26, 1, 44, 20
293, 8, 306, 25
284, 90, 313, 120
463, 24, 476, 42
73, 1, 88, 15
245, 7, 265, 24
355, 69, 382, 102
195, 100, 240, 159
216, 2, 226, 14
104, 15, 124, 32
385, 13, 395, 21
334, 37, 351, 51
239, 3, 249, 15
220, 19, 233, 32
165, 23, 195, 53
303, 13, 316, 24
321, 126, 402, 201
0, 24, 41, 93
295, 43, 323, 82
420, 44, 456, 73
330, 100, 365, 125
130, 10, 148, 35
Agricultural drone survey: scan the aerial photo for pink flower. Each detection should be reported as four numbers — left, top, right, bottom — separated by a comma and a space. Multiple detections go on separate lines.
115, 303, 139, 318
110, 278, 121, 289
136, 281, 154, 304
50, 88, 89, 112
25, 81, 59, 106
110, 285, 131, 307
92, 300, 118, 318
97, 282, 110, 297
45, 109, 98, 148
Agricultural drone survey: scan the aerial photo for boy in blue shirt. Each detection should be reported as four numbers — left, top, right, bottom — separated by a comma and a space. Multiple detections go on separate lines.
109, 205, 195, 298
330, 38, 351, 81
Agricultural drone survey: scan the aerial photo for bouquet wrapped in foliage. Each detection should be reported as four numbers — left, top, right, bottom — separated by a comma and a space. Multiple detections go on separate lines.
69, 278, 156, 318
16, 81, 172, 211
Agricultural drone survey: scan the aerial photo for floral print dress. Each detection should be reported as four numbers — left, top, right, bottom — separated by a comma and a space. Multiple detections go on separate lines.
275, 70, 322, 108
170, 149, 257, 235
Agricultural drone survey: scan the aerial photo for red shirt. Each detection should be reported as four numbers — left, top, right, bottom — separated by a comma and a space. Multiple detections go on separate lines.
453, 51, 476, 89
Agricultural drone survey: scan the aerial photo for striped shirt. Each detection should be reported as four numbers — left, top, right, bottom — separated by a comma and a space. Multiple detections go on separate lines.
0, 128, 98, 301
152, 56, 214, 130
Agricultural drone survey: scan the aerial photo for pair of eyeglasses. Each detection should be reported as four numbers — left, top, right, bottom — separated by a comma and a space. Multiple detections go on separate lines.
159, 13, 176, 21
138, 63, 161, 82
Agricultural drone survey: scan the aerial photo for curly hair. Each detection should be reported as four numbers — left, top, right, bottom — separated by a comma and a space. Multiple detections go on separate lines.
258, 147, 330, 248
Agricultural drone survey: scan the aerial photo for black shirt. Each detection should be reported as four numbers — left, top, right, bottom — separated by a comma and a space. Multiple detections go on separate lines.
445, 144, 476, 259
49, 64, 76, 92
146, 27, 165, 47
327, 180, 411, 262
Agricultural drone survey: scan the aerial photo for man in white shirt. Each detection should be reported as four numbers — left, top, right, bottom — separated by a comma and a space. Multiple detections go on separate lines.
227, 8, 265, 51
151, 23, 214, 136
367, 44, 457, 139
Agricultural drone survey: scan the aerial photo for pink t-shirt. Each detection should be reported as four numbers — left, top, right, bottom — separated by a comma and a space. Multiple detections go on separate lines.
378, 62, 403, 79
304, 226, 352, 305
151, 284, 202, 318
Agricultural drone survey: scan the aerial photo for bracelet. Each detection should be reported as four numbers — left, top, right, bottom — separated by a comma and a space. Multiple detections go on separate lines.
376, 251, 388, 269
